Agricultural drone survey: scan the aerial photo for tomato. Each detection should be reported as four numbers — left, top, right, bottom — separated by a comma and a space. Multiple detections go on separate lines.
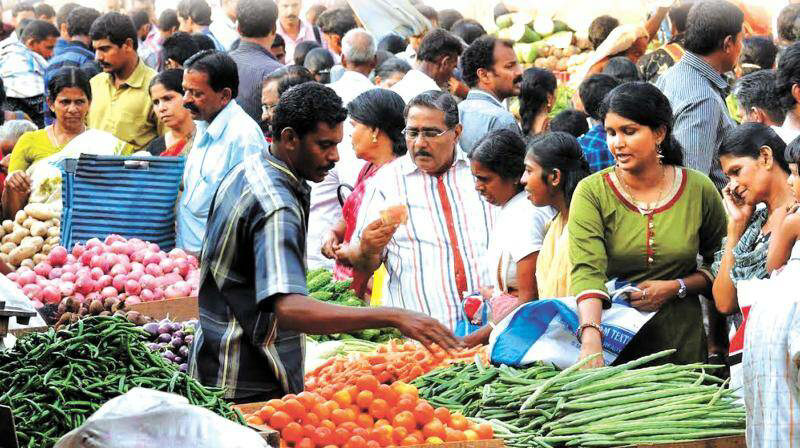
392, 426, 409, 444
324, 400, 340, 413
332, 408, 351, 426
245, 415, 263, 426
296, 391, 318, 410
346, 385, 360, 401
313, 402, 332, 420
391, 382, 418, 398
376, 384, 399, 406
425, 436, 445, 444
313, 427, 334, 447
369, 424, 393, 446
368, 398, 389, 420
339, 421, 359, 433
345, 435, 368, 448
352, 427, 369, 440
400, 434, 422, 446
397, 393, 418, 407
281, 422, 304, 443
320, 419, 337, 431
449, 413, 469, 431
356, 374, 380, 393
392, 411, 416, 432
333, 389, 353, 407
356, 390, 374, 409
296, 437, 315, 448
266, 399, 286, 411
374, 418, 391, 428
284, 394, 297, 401
365, 440, 381, 448
433, 407, 451, 425
412, 401, 434, 425
257, 405, 276, 423
475, 422, 494, 440
445, 428, 466, 442
333, 427, 351, 445
283, 398, 306, 421
463, 429, 479, 441
422, 418, 446, 440
301, 412, 320, 426
269, 411, 292, 430
302, 423, 316, 439
356, 413, 374, 429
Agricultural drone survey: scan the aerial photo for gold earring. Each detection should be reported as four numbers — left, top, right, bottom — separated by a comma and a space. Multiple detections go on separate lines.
372, 133, 378, 143
656, 143, 664, 164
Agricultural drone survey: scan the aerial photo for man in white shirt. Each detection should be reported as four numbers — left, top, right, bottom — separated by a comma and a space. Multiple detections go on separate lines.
276, 0, 318, 64
329, 28, 376, 106
391, 28, 463, 104
209, 0, 239, 50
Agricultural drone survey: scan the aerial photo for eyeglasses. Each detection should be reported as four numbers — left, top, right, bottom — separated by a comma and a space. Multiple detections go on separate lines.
261, 104, 277, 115
401, 127, 452, 140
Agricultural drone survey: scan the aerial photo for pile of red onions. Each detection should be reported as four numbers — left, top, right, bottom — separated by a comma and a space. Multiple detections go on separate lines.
9, 235, 199, 308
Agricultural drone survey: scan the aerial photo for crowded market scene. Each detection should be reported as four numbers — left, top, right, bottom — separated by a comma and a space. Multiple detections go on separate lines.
0, 0, 798, 446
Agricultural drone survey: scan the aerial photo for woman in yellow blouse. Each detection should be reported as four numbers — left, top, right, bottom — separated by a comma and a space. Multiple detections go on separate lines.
4, 67, 91, 218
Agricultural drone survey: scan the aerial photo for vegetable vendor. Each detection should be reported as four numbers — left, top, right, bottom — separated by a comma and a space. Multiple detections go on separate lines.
188, 82, 459, 404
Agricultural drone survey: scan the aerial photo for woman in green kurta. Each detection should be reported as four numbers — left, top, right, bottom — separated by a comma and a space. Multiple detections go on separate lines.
569, 82, 727, 367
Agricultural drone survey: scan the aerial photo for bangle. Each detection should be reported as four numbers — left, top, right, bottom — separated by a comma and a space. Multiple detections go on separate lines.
576, 322, 603, 343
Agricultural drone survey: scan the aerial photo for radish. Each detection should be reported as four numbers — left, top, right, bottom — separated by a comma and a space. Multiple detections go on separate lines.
33, 262, 52, 278
125, 279, 141, 295
48, 246, 68, 266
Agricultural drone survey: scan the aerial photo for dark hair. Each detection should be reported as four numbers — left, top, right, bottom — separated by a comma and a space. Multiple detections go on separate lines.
293, 40, 320, 65
56, 3, 80, 28
149, 68, 184, 95
683, 0, 744, 56
191, 32, 215, 50
404, 90, 459, 129
273, 82, 348, 140
306, 4, 327, 24
526, 132, 590, 206
739, 36, 778, 73
316, 8, 356, 38
378, 33, 407, 54
734, 70, 786, 125
12, 2, 34, 18
668, 1, 694, 35
417, 28, 463, 63
588, 15, 618, 50
519, 68, 557, 134
20, 19, 59, 43
493, 3, 509, 20
469, 129, 526, 181
67, 7, 100, 38
348, 89, 407, 156
90, 12, 138, 50
265, 65, 315, 95
778, 4, 800, 43
451, 19, 486, 45
415, 4, 437, 24
776, 42, 800, 111
720, 122, 790, 174
375, 50, 393, 68
130, 9, 150, 30
0, 77, 5, 109
272, 33, 285, 49
550, 109, 590, 138
185, 50, 239, 97
177, 0, 211, 25
34, 3, 54, 19
236, 0, 277, 38
158, 9, 179, 31
376, 57, 411, 80
461, 36, 512, 88
304, 47, 334, 82
579, 74, 621, 121
438, 9, 463, 31
599, 82, 684, 166
601, 57, 641, 83
162, 31, 198, 66
786, 133, 800, 163
47, 66, 92, 103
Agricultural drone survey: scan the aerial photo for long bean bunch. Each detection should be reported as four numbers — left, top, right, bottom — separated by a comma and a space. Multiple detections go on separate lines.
0, 316, 243, 448
413, 350, 745, 447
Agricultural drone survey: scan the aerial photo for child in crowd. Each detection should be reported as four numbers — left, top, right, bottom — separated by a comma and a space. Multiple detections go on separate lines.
766, 136, 800, 272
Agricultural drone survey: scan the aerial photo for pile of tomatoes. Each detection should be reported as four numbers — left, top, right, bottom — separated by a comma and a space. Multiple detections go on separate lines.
243, 375, 494, 447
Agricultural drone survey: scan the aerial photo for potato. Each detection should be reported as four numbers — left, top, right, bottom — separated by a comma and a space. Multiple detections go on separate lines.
14, 210, 26, 225
1, 242, 15, 254
47, 227, 59, 238
28, 236, 44, 249
9, 244, 37, 265
4, 231, 26, 245
53, 218, 60, 227
42, 244, 51, 254
19, 258, 34, 269
21, 217, 34, 229
46, 236, 60, 245
32, 253, 45, 264
0, 227, 6, 240
2, 220, 13, 233
29, 221, 48, 237
23, 203, 57, 221
12, 227, 29, 239
0, 254, 8, 263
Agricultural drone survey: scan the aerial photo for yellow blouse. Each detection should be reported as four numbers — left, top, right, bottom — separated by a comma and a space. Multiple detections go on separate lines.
8, 129, 63, 173
536, 213, 571, 298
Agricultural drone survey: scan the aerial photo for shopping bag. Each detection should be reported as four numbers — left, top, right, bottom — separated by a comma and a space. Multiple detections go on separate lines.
488, 281, 656, 368
60, 154, 185, 251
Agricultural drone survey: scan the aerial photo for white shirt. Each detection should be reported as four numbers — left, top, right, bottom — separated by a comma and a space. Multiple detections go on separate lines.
329, 70, 376, 106
353, 147, 496, 331
487, 191, 555, 294
390, 69, 440, 104
772, 125, 800, 145
209, 14, 239, 51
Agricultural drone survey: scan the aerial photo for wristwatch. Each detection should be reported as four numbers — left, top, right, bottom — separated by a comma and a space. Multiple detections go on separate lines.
676, 279, 687, 298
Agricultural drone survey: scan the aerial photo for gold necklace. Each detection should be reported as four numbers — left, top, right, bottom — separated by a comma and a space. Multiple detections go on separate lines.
616, 165, 669, 215
49, 123, 85, 148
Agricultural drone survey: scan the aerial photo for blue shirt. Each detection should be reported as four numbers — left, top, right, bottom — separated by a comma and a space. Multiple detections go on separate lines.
43, 40, 99, 125
229, 41, 283, 123
577, 124, 615, 173
176, 100, 268, 253
457, 89, 519, 154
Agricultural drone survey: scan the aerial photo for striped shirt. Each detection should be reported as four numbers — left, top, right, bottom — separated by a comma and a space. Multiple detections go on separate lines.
576, 124, 615, 173
188, 149, 308, 401
655, 51, 735, 190
353, 147, 495, 333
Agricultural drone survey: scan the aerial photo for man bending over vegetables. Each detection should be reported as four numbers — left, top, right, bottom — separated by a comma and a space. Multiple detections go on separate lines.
188, 82, 460, 404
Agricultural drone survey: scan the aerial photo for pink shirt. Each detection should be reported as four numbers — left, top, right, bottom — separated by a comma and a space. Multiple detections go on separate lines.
277, 18, 318, 64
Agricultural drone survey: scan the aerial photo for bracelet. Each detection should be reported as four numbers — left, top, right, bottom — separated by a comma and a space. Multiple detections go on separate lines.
576, 322, 603, 343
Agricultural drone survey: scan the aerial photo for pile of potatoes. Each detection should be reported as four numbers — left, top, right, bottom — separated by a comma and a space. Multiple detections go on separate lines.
0, 203, 61, 268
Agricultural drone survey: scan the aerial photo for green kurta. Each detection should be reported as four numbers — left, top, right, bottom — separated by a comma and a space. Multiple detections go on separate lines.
568, 166, 727, 365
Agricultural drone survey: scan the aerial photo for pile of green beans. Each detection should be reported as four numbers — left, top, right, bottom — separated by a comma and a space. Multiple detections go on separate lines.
413, 350, 745, 447
0, 316, 243, 448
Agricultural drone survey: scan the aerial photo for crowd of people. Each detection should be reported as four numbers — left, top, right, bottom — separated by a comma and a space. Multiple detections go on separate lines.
2, 0, 800, 441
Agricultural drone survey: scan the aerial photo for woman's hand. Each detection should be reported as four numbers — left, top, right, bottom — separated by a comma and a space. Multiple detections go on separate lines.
5, 171, 31, 193
628, 280, 678, 312
321, 230, 341, 260
333, 244, 355, 268
0, 154, 10, 174
579, 329, 605, 369
721, 181, 753, 231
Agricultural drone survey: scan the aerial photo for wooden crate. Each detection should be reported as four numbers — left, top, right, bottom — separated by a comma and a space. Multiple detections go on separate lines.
232, 401, 280, 447
406, 440, 506, 448
631, 436, 746, 447
126, 296, 198, 321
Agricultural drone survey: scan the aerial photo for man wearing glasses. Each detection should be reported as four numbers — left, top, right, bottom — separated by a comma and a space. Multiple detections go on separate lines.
348, 90, 496, 335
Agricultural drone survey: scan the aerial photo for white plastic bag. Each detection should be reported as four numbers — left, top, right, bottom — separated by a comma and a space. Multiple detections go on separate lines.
54, 388, 269, 448
488, 281, 655, 368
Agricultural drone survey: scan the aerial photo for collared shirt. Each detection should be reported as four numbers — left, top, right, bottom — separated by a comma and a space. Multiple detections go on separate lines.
176, 100, 268, 253
229, 41, 284, 123
0, 32, 18, 48
0, 42, 47, 99
457, 89, 519, 154
188, 149, 308, 400
277, 18, 318, 64
656, 51, 735, 189
353, 147, 495, 332
576, 123, 616, 173
390, 69, 440, 104
200, 27, 225, 51
139, 30, 164, 71
329, 70, 375, 106
87, 59, 161, 151
209, 14, 239, 51
44, 40, 99, 125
